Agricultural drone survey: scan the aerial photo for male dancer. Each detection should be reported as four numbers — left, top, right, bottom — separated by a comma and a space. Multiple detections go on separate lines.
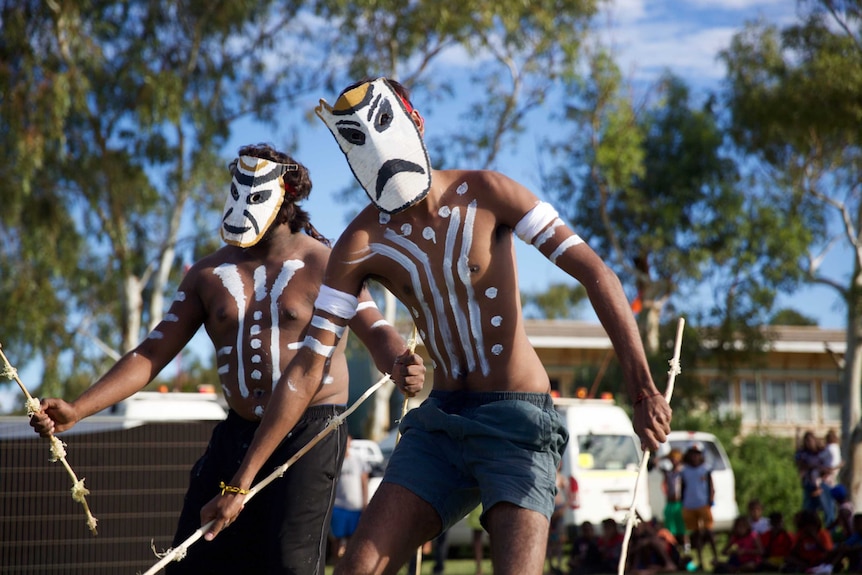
30, 143, 424, 574
201, 80, 672, 575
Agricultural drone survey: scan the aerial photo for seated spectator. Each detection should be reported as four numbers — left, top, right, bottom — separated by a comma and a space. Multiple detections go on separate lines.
714, 516, 762, 573
783, 509, 834, 573
748, 499, 771, 536
830, 513, 862, 573
628, 520, 679, 575
759, 511, 794, 571
597, 518, 624, 573
569, 521, 604, 575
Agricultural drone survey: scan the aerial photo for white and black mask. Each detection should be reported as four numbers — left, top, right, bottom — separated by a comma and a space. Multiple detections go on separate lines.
315, 78, 431, 214
221, 156, 296, 247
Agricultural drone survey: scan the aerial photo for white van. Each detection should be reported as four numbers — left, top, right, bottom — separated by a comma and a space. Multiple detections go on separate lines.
555, 397, 652, 533
647, 430, 739, 532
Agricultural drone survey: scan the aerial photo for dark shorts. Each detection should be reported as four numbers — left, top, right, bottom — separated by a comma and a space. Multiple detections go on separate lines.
382, 390, 568, 532
166, 406, 347, 575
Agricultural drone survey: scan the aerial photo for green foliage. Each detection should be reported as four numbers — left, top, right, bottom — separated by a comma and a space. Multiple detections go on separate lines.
730, 433, 802, 523
770, 308, 819, 326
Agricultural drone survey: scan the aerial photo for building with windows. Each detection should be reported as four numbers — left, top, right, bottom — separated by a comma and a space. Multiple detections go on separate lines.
496, 320, 845, 437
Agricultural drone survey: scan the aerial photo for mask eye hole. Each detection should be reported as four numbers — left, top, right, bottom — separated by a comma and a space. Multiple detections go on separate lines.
246, 189, 272, 205
230, 183, 239, 200
375, 99, 394, 133
338, 126, 366, 145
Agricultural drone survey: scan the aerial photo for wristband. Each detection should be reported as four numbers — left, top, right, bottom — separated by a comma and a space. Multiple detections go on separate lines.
219, 481, 250, 496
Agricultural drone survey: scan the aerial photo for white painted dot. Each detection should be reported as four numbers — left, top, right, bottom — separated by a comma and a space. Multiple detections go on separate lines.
423, 227, 436, 243
250, 339, 262, 349
323, 375, 334, 385
175, 291, 186, 302
250, 325, 261, 335
491, 316, 502, 327
456, 182, 468, 195
163, 313, 179, 323
251, 354, 261, 363
251, 369, 262, 380
491, 344, 503, 355
253, 311, 263, 320
438, 206, 451, 218
401, 223, 413, 236
485, 287, 498, 299
379, 212, 391, 224
254, 405, 264, 418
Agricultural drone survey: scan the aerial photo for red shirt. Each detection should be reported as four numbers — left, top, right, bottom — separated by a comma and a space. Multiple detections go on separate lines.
760, 528, 794, 559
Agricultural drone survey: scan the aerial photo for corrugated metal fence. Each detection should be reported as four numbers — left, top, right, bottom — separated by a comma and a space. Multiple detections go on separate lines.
0, 419, 217, 574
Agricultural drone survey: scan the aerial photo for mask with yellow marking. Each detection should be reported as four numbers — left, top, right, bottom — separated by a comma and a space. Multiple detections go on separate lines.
221, 156, 297, 247
315, 78, 431, 214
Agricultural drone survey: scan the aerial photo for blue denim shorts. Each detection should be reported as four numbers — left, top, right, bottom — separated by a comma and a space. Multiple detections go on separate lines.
382, 390, 568, 531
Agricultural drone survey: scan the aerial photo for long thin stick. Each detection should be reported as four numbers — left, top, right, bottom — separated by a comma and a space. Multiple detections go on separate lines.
618, 318, 685, 575
0, 343, 98, 535
396, 326, 423, 575
142, 372, 393, 575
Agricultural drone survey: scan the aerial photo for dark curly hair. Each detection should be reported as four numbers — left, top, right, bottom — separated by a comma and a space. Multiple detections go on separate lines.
229, 144, 329, 246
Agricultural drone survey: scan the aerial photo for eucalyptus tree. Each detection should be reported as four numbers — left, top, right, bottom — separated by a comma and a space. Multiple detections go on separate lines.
721, 0, 862, 473
1, 0, 324, 396
545, 52, 763, 356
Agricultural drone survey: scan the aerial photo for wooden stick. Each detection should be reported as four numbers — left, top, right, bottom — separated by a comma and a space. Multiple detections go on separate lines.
617, 318, 685, 575
0, 343, 98, 535
141, 372, 393, 575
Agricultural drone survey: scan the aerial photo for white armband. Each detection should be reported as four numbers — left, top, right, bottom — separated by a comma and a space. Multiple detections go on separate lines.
549, 234, 585, 263
514, 202, 559, 243
302, 335, 337, 358
310, 314, 347, 338
314, 285, 359, 320
357, 300, 379, 312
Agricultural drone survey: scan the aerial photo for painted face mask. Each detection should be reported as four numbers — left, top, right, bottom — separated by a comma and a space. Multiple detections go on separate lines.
315, 78, 431, 214
221, 156, 296, 247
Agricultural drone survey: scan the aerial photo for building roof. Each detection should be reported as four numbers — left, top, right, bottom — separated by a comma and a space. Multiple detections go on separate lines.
520, 320, 847, 354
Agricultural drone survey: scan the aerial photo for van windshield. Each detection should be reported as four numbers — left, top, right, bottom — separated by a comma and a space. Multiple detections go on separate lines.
577, 434, 640, 470
668, 440, 728, 471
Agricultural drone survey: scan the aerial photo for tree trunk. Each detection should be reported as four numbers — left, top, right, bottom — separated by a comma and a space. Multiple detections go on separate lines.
123, 275, 144, 353
367, 289, 398, 441
842, 272, 862, 509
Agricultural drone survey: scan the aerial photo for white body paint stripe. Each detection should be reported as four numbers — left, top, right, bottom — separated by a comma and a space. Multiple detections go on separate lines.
533, 218, 565, 249
381, 229, 462, 377
357, 300, 378, 311
444, 207, 477, 374
550, 235, 584, 263
458, 200, 490, 376
268, 261, 304, 389
370, 319, 390, 329
303, 335, 336, 358
311, 315, 347, 338
360, 243, 450, 378
214, 264, 249, 398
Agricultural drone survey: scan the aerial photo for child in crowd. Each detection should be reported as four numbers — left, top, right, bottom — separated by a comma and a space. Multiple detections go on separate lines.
628, 520, 681, 575
681, 443, 718, 570
597, 518, 624, 573
758, 511, 794, 571
569, 521, 603, 575
747, 499, 770, 536
783, 509, 834, 573
714, 516, 762, 573
830, 512, 862, 573
663, 449, 688, 549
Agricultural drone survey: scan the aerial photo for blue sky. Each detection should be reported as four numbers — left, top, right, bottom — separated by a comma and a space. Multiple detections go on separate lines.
0, 0, 845, 413
221, 0, 845, 327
